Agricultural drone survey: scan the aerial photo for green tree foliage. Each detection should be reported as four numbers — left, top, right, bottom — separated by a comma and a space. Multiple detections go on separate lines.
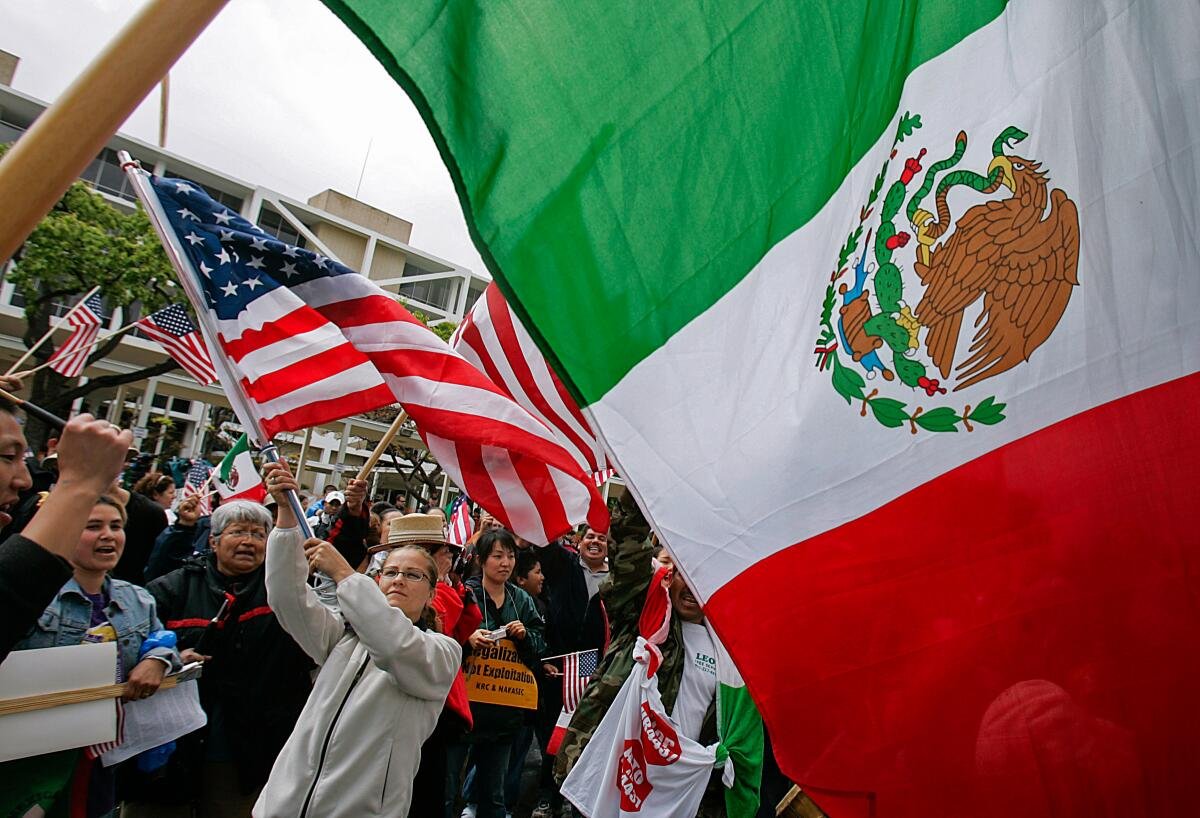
1, 143, 181, 449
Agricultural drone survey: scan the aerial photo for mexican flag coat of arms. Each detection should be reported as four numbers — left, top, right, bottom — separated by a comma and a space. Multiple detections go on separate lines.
323, 0, 1200, 815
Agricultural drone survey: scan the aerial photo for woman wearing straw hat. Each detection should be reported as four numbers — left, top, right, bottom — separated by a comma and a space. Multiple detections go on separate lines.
377, 512, 482, 817
254, 461, 460, 818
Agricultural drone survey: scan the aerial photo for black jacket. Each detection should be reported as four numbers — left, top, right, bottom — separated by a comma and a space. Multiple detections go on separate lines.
111, 491, 168, 586
0, 534, 72, 666
145, 554, 313, 794
533, 541, 591, 657
145, 516, 211, 583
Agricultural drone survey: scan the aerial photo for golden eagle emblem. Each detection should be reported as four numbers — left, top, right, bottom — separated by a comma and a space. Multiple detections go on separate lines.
813, 117, 1081, 433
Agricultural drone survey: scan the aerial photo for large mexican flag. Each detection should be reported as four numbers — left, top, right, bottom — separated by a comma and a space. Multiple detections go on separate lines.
324, 1, 1200, 815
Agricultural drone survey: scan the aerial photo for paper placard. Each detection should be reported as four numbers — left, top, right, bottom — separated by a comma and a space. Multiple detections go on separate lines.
100, 677, 207, 766
464, 637, 537, 710
0, 642, 119, 762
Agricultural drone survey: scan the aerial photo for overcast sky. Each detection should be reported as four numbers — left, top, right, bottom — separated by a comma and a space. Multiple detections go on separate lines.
0, 0, 486, 275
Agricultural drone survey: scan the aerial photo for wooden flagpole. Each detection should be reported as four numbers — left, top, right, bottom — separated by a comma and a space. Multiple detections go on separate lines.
0, 0, 228, 264
4, 285, 102, 375
355, 411, 408, 482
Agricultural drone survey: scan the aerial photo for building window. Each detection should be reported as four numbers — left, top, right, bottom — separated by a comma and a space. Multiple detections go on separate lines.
152, 394, 168, 409
467, 280, 487, 311
398, 261, 456, 311
0, 117, 24, 145
257, 206, 307, 248
80, 148, 140, 202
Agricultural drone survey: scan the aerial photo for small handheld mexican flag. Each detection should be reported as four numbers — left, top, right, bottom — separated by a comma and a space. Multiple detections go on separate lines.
215, 434, 265, 504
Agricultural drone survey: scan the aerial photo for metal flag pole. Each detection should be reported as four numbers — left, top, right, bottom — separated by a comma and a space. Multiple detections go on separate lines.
118, 152, 314, 541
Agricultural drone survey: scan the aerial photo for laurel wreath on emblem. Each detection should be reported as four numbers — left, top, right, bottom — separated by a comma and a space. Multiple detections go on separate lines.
813, 111, 1081, 433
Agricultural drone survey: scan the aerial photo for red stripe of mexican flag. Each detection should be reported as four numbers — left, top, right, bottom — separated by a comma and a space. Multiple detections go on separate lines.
324, 1, 1200, 815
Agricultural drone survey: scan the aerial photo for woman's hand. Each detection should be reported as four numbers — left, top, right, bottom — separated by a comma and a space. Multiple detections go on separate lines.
506, 620, 527, 642
179, 648, 210, 665
302, 537, 354, 583
468, 629, 494, 651
262, 461, 299, 527
123, 658, 168, 701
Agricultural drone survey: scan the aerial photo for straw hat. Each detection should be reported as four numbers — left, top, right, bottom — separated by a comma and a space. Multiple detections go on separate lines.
385, 512, 450, 548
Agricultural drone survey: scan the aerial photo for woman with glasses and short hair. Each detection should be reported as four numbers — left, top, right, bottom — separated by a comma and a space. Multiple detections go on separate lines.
254, 461, 460, 818
127, 500, 315, 818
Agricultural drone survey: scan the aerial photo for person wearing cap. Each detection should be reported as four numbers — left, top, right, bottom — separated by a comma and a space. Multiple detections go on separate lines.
381, 513, 481, 817
307, 490, 344, 540
255, 461, 460, 818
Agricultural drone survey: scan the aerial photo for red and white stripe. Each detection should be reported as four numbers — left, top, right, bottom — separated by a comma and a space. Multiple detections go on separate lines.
593, 468, 616, 487
46, 301, 103, 378
208, 285, 394, 438
453, 283, 609, 475
288, 274, 610, 544
546, 650, 596, 755
448, 499, 473, 546
136, 308, 219, 385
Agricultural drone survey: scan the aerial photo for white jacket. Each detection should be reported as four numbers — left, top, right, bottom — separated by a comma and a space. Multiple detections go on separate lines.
254, 526, 460, 818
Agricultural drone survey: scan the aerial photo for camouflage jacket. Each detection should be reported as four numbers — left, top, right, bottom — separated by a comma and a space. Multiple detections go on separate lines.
553, 534, 715, 783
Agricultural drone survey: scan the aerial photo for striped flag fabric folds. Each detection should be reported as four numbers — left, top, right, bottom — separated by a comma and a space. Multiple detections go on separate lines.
45, 294, 103, 378
447, 494, 473, 546
136, 304, 218, 385
180, 461, 212, 516
140, 176, 608, 545
452, 282, 608, 476
546, 648, 598, 756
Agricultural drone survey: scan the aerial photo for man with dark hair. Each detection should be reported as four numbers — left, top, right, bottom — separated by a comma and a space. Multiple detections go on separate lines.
0, 385, 135, 664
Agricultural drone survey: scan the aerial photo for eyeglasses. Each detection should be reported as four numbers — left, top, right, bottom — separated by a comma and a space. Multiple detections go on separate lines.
221, 527, 266, 541
380, 568, 431, 585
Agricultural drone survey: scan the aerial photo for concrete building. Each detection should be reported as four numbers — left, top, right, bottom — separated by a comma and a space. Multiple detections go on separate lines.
0, 78, 489, 499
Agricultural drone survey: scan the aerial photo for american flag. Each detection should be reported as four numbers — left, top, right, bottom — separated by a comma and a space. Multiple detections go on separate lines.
593, 468, 617, 487
45, 293, 104, 378
563, 648, 599, 710
452, 283, 609, 476
138, 174, 608, 545
547, 648, 599, 755
181, 461, 212, 516
136, 304, 217, 385
447, 494, 473, 546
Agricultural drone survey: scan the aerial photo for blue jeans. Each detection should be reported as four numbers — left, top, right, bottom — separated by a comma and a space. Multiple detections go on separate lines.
447, 735, 511, 818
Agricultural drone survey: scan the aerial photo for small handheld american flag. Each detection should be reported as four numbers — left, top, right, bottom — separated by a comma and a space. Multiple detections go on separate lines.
547, 648, 599, 755
46, 293, 104, 378
181, 461, 213, 516
448, 494, 473, 546
136, 304, 217, 385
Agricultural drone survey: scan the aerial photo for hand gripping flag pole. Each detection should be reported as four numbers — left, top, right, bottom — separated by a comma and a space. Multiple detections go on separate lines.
119, 152, 314, 541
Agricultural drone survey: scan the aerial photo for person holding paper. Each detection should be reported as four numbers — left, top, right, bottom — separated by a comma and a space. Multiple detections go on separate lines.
254, 460, 460, 818
3, 495, 181, 818
0, 378, 136, 665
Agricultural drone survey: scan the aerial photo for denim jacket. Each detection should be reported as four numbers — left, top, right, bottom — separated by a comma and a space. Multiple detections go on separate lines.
17, 576, 181, 677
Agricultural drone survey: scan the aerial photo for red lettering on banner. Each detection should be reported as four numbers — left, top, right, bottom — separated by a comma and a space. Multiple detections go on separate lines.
639, 702, 681, 765
617, 739, 653, 811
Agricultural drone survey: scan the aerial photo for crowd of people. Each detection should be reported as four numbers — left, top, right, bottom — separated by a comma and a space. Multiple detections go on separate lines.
0, 387, 793, 817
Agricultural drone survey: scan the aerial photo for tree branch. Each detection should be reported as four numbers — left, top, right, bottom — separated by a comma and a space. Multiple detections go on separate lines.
57, 359, 182, 405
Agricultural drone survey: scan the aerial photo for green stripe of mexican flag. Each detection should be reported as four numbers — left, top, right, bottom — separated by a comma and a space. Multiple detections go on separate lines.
324, 0, 1006, 404
323, 2, 1200, 816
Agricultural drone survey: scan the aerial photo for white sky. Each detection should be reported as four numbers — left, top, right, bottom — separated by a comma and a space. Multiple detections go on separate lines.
0, 0, 487, 275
